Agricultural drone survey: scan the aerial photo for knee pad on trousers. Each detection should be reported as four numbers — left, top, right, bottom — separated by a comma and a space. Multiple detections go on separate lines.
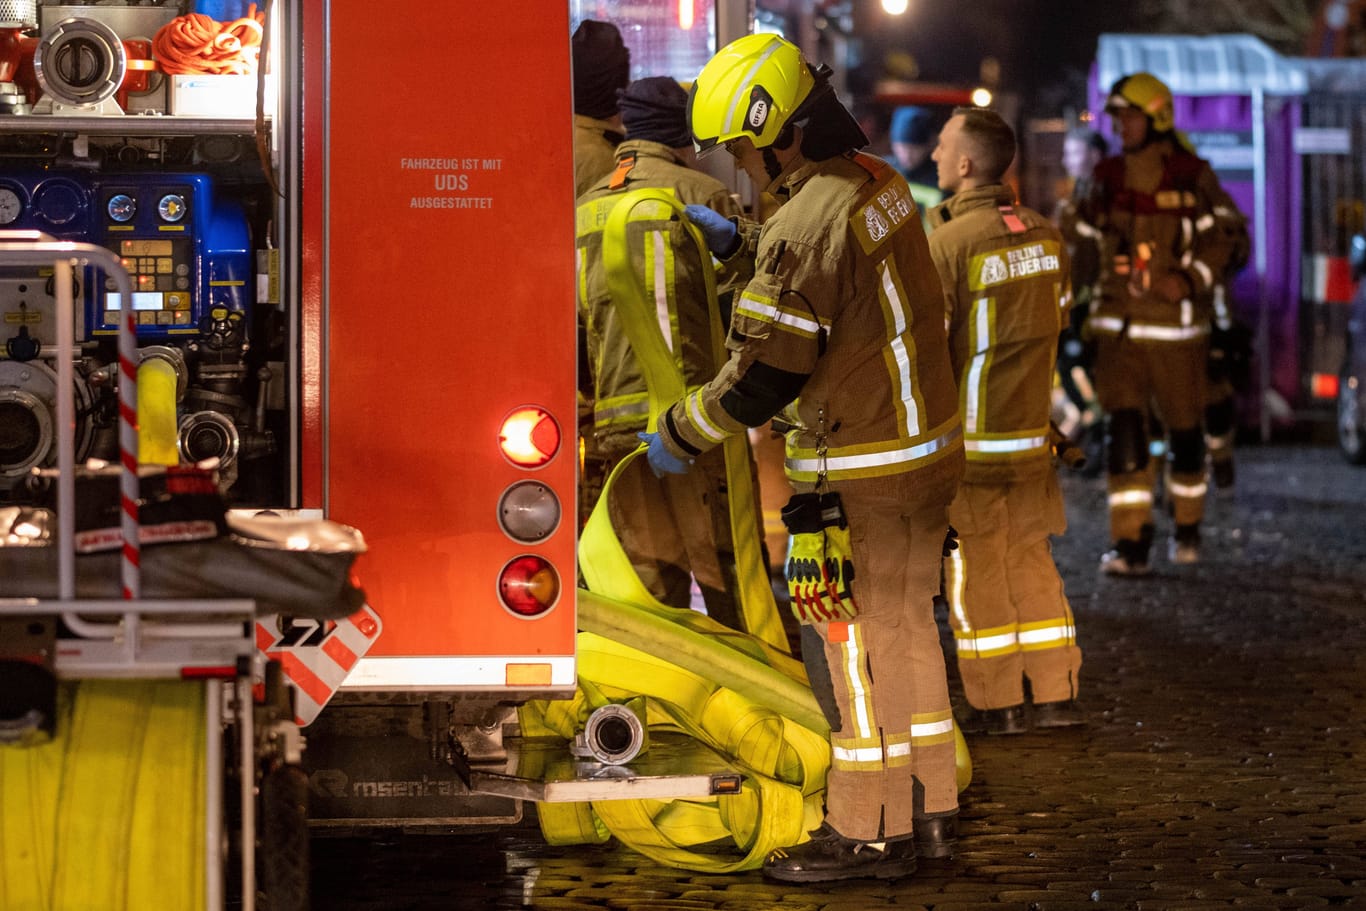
1168, 426, 1205, 474
1106, 409, 1149, 475
1205, 396, 1235, 437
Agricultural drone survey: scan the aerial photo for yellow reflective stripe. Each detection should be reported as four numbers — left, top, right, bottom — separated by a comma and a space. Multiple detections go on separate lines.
910, 709, 956, 745
837, 623, 877, 740
785, 419, 962, 481
685, 388, 729, 444
735, 292, 824, 339
1018, 618, 1076, 650
593, 393, 650, 427
963, 296, 993, 434
877, 257, 924, 437
1109, 488, 1153, 508
955, 622, 1019, 658
1168, 479, 1208, 498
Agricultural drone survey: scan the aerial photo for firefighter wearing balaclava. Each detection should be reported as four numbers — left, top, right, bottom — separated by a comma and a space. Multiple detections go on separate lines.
571, 20, 630, 197
1075, 72, 1244, 574
575, 76, 746, 625
639, 34, 965, 883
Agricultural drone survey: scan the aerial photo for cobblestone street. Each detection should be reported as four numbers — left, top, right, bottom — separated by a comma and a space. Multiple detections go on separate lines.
312, 442, 1366, 910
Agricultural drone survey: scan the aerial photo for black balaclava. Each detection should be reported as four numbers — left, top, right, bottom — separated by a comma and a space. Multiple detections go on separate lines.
618, 76, 691, 149
572, 20, 630, 120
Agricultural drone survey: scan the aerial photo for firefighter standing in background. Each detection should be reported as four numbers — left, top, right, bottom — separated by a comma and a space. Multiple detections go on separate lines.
642, 35, 965, 882
571, 20, 630, 196
927, 108, 1085, 736
1076, 72, 1243, 574
576, 77, 746, 625
889, 105, 945, 220
1203, 209, 1252, 489
571, 19, 631, 526
1053, 127, 1108, 474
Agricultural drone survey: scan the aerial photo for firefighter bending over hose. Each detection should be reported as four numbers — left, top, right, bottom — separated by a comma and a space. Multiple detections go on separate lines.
576, 76, 748, 625
1076, 72, 1245, 574
926, 107, 1085, 736
640, 34, 966, 883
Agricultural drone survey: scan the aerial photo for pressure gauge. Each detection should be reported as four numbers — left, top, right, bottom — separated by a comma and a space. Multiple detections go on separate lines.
157, 193, 186, 223
0, 188, 20, 225
107, 193, 136, 223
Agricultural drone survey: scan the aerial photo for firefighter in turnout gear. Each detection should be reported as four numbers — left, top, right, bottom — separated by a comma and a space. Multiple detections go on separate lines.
927, 107, 1084, 736
576, 76, 746, 624
641, 34, 966, 882
1076, 72, 1244, 574
571, 20, 630, 197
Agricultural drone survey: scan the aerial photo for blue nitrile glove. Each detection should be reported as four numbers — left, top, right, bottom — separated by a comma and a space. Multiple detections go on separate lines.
684, 205, 740, 258
637, 431, 692, 477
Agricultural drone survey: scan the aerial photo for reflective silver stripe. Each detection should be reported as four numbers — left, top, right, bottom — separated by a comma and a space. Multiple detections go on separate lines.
723, 40, 783, 138
832, 744, 885, 763
686, 389, 727, 443
1167, 479, 1208, 498
879, 260, 921, 437
956, 630, 1017, 653
1090, 315, 1209, 342
886, 740, 911, 759
786, 424, 961, 474
1075, 220, 1102, 239
1109, 489, 1153, 507
842, 624, 876, 739
1181, 217, 1193, 248
910, 717, 955, 738
965, 298, 990, 433
736, 295, 823, 337
1089, 315, 1126, 334
965, 434, 1048, 454
649, 230, 674, 352
594, 399, 650, 423
1196, 214, 1216, 231
1181, 299, 1192, 326
1018, 624, 1074, 646
1191, 260, 1213, 287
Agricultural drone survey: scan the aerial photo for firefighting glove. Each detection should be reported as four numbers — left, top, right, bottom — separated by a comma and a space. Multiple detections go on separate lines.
637, 431, 692, 477
780, 493, 859, 624
683, 205, 740, 259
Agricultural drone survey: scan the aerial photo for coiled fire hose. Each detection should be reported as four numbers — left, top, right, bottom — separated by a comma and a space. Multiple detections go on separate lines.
152, 5, 265, 75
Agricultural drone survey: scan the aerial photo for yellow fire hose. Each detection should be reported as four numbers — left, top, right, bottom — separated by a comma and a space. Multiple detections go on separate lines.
0, 680, 206, 910
527, 189, 970, 871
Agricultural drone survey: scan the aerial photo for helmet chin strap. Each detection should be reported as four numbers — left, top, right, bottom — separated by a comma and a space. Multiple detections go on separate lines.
762, 147, 784, 183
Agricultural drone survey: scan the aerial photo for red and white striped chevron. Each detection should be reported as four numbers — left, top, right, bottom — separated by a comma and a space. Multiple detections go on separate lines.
255, 604, 383, 726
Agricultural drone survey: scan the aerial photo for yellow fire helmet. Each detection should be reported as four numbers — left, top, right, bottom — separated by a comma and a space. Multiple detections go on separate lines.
687, 33, 816, 155
1105, 72, 1174, 133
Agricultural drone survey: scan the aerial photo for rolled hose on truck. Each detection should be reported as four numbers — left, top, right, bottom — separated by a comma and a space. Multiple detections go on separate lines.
524, 189, 971, 872
0, 680, 206, 910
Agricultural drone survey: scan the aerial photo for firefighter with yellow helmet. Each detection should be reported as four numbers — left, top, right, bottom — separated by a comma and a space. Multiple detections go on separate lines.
640, 34, 965, 882
1076, 72, 1246, 574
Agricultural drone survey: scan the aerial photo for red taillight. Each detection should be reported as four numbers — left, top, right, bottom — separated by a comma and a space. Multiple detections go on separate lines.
498, 555, 560, 617
499, 407, 560, 468
1312, 373, 1340, 399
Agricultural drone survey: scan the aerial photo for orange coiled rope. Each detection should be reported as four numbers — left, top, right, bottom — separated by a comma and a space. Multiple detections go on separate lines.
152, 5, 265, 75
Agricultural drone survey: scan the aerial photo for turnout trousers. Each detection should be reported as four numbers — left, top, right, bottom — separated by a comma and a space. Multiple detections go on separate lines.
945, 475, 1081, 709
607, 447, 740, 626
801, 460, 961, 842
1093, 333, 1209, 541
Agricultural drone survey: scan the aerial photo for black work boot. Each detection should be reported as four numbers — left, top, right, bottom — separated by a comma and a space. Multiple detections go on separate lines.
1100, 523, 1154, 576
914, 813, 957, 859
958, 704, 1027, 735
763, 823, 917, 883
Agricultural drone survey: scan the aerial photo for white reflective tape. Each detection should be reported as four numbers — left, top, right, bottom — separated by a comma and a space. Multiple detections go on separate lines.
880, 261, 921, 437
1075, 220, 1102, 239
687, 389, 727, 443
957, 630, 1018, 653
910, 717, 956, 739
1127, 323, 1208, 342
1088, 316, 1125, 334
736, 296, 822, 337
650, 230, 674, 352
842, 626, 876, 739
1018, 624, 1074, 646
1191, 260, 1213, 287
832, 743, 886, 763
965, 434, 1047, 454
1167, 480, 1208, 498
1196, 214, 1216, 232
787, 425, 961, 474
965, 298, 990, 433
1109, 489, 1153, 507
